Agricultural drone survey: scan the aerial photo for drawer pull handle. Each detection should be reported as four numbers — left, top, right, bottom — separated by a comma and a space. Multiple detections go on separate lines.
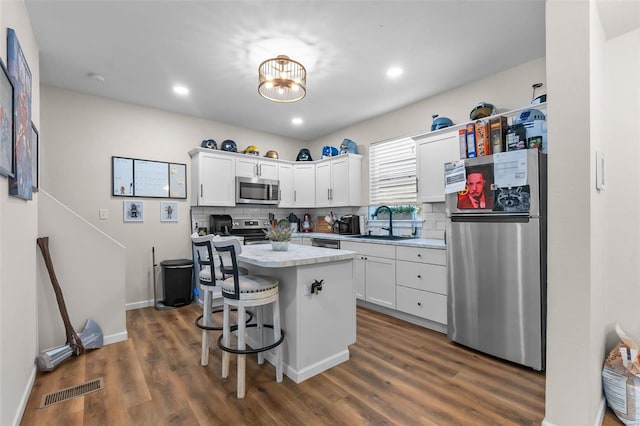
417, 254, 422, 257
417, 302, 422, 306
417, 275, 421, 279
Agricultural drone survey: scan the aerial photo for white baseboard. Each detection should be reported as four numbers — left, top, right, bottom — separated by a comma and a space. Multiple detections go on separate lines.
104, 330, 128, 346
595, 396, 606, 426
286, 350, 350, 384
356, 300, 447, 334
13, 364, 37, 426
245, 334, 349, 384
126, 299, 218, 311
126, 299, 154, 310
541, 396, 606, 426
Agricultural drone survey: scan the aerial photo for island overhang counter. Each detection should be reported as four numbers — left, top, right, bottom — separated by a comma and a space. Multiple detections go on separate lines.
237, 243, 356, 384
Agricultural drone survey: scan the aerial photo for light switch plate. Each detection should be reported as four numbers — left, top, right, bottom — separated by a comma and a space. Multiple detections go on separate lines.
99, 209, 108, 220
596, 151, 606, 191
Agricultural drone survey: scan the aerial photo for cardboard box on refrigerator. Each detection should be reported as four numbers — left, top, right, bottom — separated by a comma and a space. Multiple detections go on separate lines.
489, 116, 509, 154
465, 123, 477, 158
475, 120, 490, 157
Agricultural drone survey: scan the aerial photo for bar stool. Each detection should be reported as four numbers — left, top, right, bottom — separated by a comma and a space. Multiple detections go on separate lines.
212, 239, 285, 399
190, 233, 250, 366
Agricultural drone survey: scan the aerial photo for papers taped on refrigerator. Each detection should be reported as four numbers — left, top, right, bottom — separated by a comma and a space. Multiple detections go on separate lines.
444, 160, 466, 194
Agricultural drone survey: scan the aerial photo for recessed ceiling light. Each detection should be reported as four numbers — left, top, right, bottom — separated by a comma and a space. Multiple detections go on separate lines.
386, 67, 403, 79
292, 117, 303, 125
173, 85, 189, 95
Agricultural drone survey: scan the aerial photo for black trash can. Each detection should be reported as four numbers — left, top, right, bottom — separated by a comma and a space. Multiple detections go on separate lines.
160, 259, 193, 307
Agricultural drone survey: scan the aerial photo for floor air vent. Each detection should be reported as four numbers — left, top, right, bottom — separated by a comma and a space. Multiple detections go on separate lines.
40, 377, 104, 408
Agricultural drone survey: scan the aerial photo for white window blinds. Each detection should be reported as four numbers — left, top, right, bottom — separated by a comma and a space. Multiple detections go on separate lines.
369, 137, 417, 205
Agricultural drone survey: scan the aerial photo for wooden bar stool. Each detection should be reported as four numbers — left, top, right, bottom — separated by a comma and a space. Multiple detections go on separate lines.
212, 239, 284, 399
191, 234, 250, 366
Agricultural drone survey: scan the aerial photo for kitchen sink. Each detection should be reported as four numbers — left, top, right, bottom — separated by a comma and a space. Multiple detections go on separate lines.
350, 235, 411, 241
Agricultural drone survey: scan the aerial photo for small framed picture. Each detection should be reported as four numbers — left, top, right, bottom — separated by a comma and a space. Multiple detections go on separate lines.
123, 200, 144, 222
160, 201, 178, 222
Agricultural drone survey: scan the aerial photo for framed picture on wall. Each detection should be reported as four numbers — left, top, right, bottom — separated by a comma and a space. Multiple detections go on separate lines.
7, 28, 33, 200
31, 121, 38, 191
160, 201, 178, 222
0, 59, 14, 178
123, 200, 144, 222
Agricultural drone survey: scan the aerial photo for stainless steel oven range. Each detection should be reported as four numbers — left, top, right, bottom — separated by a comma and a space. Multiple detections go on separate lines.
230, 217, 270, 245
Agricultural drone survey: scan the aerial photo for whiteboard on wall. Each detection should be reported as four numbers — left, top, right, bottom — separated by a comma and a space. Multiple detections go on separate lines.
169, 163, 187, 198
112, 156, 187, 199
134, 159, 169, 197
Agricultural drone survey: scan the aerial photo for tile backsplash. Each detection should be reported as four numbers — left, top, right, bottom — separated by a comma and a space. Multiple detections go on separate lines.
190, 203, 445, 239
421, 202, 446, 239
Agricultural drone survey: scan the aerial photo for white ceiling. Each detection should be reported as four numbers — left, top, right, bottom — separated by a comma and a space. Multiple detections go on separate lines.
25, 0, 546, 141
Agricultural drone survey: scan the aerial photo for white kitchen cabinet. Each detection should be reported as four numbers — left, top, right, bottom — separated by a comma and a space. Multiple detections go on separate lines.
235, 156, 278, 180
293, 163, 316, 207
190, 150, 236, 206
396, 246, 447, 324
342, 241, 396, 308
416, 129, 460, 203
278, 163, 294, 207
315, 155, 362, 207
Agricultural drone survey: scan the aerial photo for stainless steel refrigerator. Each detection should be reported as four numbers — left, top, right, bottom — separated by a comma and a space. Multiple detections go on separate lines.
445, 149, 546, 370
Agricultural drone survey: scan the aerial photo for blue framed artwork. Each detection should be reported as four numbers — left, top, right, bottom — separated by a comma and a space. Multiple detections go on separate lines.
0, 58, 13, 177
7, 28, 32, 200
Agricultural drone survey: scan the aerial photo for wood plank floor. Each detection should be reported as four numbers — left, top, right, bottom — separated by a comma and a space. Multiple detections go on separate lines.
21, 304, 621, 425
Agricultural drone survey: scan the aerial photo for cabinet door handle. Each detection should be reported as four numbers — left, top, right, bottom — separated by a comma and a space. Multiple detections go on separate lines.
417, 302, 422, 306
294, 190, 297, 202
417, 254, 422, 258
328, 188, 330, 200
417, 275, 421, 279
259, 164, 262, 176
200, 184, 203, 197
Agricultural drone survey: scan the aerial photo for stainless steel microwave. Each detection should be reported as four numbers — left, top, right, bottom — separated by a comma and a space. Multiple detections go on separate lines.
235, 177, 280, 205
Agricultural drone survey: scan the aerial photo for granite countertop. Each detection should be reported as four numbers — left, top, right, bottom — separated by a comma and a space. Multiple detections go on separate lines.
291, 232, 446, 250
238, 243, 356, 268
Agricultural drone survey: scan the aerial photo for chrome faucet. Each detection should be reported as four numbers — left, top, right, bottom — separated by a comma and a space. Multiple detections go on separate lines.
374, 205, 393, 236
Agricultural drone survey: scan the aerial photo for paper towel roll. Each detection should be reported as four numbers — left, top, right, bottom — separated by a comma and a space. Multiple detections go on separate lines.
359, 216, 366, 235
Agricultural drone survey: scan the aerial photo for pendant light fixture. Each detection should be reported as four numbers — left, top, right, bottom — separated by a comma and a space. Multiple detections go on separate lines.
258, 55, 307, 103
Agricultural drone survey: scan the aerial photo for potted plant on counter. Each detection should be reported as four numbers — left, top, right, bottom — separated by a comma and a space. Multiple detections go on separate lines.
265, 219, 293, 251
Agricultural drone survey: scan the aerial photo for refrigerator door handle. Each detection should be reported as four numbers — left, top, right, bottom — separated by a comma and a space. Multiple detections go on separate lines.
451, 214, 531, 224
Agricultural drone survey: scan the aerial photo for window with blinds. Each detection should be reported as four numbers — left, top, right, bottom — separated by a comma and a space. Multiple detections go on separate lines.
369, 137, 417, 205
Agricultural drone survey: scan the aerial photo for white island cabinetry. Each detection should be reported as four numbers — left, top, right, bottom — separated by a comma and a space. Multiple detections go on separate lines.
238, 244, 356, 383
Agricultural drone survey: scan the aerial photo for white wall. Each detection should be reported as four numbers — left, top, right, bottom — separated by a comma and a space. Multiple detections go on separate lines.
603, 31, 640, 347
40, 86, 303, 305
37, 191, 127, 351
0, 2, 40, 425
309, 57, 547, 203
544, 1, 634, 425
308, 57, 546, 239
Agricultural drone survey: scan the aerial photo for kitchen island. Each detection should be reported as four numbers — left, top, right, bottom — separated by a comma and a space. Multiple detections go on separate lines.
237, 244, 356, 383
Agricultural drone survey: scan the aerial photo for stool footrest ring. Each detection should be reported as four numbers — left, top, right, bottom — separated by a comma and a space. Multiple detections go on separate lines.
216, 325, 285, 355
195, 308, 254, 331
